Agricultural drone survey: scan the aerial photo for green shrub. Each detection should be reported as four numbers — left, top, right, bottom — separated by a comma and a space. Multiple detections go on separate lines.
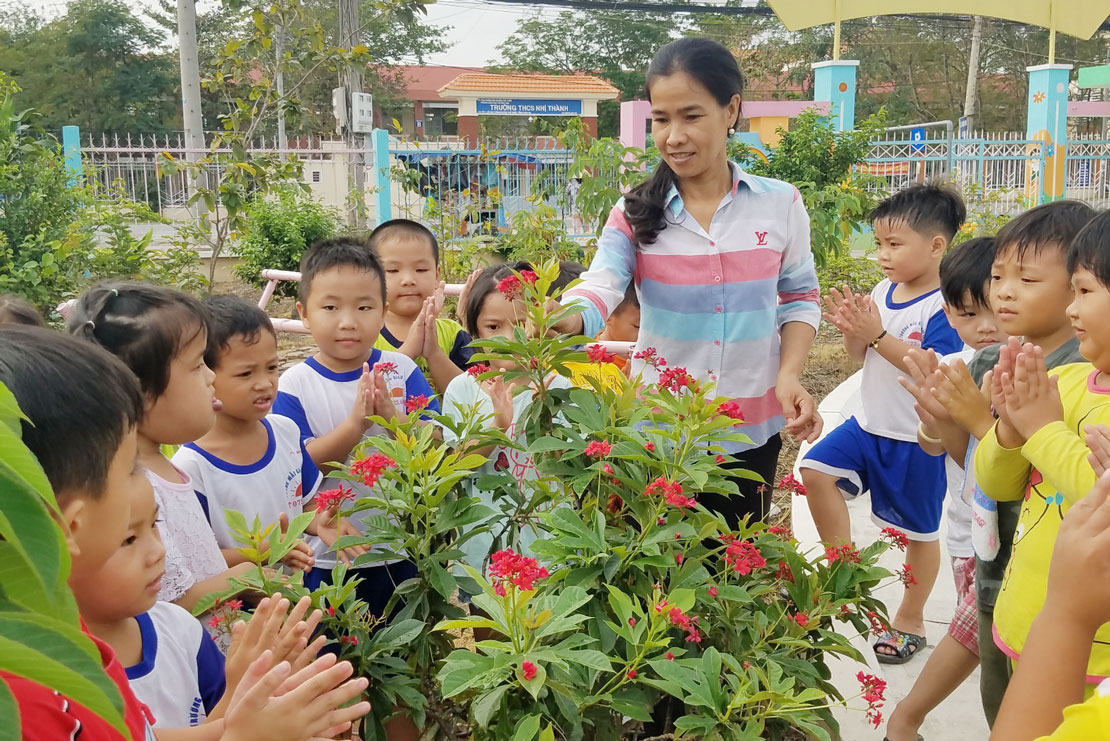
817, 249, 884, 297
232, 187, 341, 296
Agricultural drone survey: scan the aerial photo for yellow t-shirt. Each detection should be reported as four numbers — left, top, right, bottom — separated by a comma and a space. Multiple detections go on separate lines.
562, 360, 627, 394
975, 363, 1110, 680
374, 317, 473, 392
1037, 680, 1110, 739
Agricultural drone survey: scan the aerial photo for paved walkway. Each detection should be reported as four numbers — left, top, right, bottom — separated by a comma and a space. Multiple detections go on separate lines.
790, 372, 990, 741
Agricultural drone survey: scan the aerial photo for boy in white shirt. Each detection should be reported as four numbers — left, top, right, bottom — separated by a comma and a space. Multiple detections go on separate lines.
272, 238, 439, 616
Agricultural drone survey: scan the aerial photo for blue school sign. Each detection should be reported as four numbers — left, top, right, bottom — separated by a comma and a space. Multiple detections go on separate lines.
476, 99, 583, 116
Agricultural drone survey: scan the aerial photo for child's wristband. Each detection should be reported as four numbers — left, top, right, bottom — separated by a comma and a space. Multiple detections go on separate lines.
917, 421, 943, 446
869, 330, 888, 349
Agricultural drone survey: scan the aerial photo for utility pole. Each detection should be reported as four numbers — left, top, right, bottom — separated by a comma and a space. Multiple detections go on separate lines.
276, 22, 287, 151
338, 0, 365, 227
177, 0, 207, 212
963, 15, 984, 132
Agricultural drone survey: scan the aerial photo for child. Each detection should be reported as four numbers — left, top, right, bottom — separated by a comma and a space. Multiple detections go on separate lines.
0, 294, 45, 326
599, 283, 640, 345
991, 468, 1110, 741
369, 219, 473, 394
0, 325, 370, 739
975, 208, 1110, 702
884, 236, 1004, 741
172, 295, 353, 571
442, 263, 573, 571
68, 282, 253, 617
273, 237, 438, 617
800, 183, 967, 664
946, 201, 1093, 724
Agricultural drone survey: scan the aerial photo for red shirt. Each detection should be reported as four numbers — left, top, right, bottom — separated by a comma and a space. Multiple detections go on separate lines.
2, 627, 155, 740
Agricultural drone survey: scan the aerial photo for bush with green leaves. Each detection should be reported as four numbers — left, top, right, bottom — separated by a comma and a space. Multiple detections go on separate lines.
202, 261, 902, 740
232, 187, 341, 296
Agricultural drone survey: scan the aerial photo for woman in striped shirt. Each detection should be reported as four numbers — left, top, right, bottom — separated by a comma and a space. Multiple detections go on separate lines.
554, 37, 823, 526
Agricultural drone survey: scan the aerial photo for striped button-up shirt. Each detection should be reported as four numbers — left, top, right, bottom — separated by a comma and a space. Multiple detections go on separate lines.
565, 162, 820, 452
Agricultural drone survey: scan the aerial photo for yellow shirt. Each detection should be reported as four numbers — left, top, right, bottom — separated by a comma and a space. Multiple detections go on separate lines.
562, 361, 627, 394
1038, 681, 1110, 739
975, 363, 1110, 681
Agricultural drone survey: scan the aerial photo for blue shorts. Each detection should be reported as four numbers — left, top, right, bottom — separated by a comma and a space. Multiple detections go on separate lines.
799, 416, 946, 541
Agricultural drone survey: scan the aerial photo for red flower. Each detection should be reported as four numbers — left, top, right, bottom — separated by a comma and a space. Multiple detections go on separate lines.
723, 538, 766, 576
602, 463, 614, 476
825, 543, 861, 564
717, 400, 745, 422
656, 516, 666, 525
349, 452, 397, 488
664, 652, 675, 660
520, 270, 538, 285
897, 563, 918, 587
467, 363, 490, 377
496, 275, 523, 299
606, 494, 623, 513
666, 606, 702, 643
586, 344, 616, 365
840, 604, 852, 616
489, 548, 549, 592
674, 532, 681, 540
207, 614, 222, 629
327, 605, 336, 617
775, 561, 794, 583
643, 476, 696, 508
633, 346, 666, 370
628, 617, 636, 627
529, 357, 538, 370
715, 455, 726, 464
768, 524, 793, 539
778, 474, 808, 496
658, 366, 696, 393
315, 483, 357, 512
225, 599, 243, 611
373, 361, 398, 374
626, 669, 637, 680
521, 661, 538, 680
405, 394, 429, 413
866, 610, 887, 637
858, 671, 887, 729
791, 611, 810, 628
584, 440, 611, 458
707, 585, 719, 597
880, 527, 909, 551
644, 441, 655, 452
338, 635, 360, 646
674, 553, 684, 565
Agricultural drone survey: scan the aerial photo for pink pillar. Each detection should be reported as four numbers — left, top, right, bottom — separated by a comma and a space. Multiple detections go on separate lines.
619, 100, 652, 149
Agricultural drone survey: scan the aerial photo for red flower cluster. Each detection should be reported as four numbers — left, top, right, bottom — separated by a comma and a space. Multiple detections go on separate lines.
521, 660, 538, 680
633, 346, 667, 370
791, 611, 810, 628
350, 452, 397, 488
717, 400, 745, 422
644, 441, 655, 453
715, 455, 726, 464
768, 524, 793, 539
496, 271, 537, 300
467, 363, 490, 377
775, 561, 795, 583
658, 366, 696, 393
488, 548, 549, 595
664, 651, 675, 660
897, 563, 918, 587
373, 361, 397, 374
586, 344, 616, 364
315, 483, 356, 513
584, 440, 612, 458
722, 536, 766, 576
338, 635, 359, 646
626, 669, 638, 680
880, 527, 909, 551
667, 606, 702, 643
825, 543, 861, 564
778, 474, 808, 496
643, 476, 696, 508
602, 463, 614, 476
707, 585, 719, 597
858, 671, 887, 729
866, 610, 887, 637
405, 394, 429, 413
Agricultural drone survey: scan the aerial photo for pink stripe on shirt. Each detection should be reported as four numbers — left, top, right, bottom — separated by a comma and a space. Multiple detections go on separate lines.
780, 288, 820, 304
604, 209, 634, 241
638, 248, 781, 286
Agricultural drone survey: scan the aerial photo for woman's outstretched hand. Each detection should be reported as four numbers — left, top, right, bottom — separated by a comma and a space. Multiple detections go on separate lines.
776, 376, 822, 444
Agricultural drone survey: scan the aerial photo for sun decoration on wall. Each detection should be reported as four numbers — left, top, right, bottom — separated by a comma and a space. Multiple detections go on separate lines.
1033, 90, 1046, 104
838, 82, 848, 92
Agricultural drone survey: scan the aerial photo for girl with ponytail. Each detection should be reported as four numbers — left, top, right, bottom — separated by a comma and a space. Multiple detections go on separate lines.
556, 37, 823, 526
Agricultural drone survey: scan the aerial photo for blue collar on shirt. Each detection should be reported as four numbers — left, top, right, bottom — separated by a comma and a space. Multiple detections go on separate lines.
182, 417, 276, 475
304, 348, 382, 382
663, 161, 766, 217
125, 612, 158, 680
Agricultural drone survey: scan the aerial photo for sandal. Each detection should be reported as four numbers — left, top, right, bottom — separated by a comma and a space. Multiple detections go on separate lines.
881, 736, 923, 741
873, 628, 926, 664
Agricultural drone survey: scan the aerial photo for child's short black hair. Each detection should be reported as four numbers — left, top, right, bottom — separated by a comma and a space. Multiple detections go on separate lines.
940, 236, 995, 309
1068, 210, 1110, 285
67, 282, 208, 399
0, 294, 45, 327
554, 261, 585, 292
995, 200, 1097, 263
367, 219, 439, 264
0, 325, 144, 499
464, 261, 531, 337
202, 295, 277, 369
298, 236, 386, 306
870, 183, 967, 242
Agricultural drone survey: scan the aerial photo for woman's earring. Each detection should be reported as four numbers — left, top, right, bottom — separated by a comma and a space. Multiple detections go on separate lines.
728, 127, 736, 136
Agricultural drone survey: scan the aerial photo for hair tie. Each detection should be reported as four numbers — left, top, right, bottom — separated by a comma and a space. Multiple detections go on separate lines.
110, 288, 119, 297
84, 320, 96, 331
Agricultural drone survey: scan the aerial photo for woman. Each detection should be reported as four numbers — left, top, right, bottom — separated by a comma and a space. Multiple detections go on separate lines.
555, 38, 823, 526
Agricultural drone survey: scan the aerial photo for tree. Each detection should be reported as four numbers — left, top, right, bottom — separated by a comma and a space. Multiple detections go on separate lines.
496, 10, 682, 137
0, 0, 179, 133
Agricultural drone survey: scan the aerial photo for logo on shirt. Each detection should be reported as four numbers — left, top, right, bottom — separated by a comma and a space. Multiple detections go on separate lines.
899, 322, 925, 348
754, 230, 769, 246
284, 468, 304, 510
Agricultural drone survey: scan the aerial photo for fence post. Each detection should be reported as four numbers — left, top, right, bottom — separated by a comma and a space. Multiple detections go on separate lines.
371, 128, 392, 226
61, 125, 82, 186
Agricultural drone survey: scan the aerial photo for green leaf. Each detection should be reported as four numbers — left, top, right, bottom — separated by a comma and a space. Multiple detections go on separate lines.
512, 713, 542, 741
374, 618, 424, 648
471, 685, 508, 728
426, 562, 457, 600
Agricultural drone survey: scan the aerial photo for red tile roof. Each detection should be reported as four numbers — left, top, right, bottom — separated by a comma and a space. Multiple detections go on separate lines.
397, 65, 484, 102
439, 73, 620, 97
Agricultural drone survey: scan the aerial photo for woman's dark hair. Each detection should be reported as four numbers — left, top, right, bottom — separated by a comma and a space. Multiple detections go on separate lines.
1068, 209, 1110, 286
202, 294, 277, 369
0, 325, 144, 499
624, 38, 744, 249
67, 281, 209, 400
0, 294, 46, 327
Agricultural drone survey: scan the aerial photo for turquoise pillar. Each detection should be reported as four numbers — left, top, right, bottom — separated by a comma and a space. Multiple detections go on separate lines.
371, 128, 392, 225
1025, 63, 1071, 203
61, 125, 82, 186
811, 60, 859, 132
